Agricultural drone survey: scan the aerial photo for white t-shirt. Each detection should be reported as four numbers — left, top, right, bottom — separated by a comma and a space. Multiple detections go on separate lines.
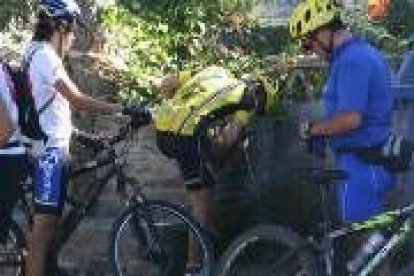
25, 41, 73, 150
0, 64, 25, 155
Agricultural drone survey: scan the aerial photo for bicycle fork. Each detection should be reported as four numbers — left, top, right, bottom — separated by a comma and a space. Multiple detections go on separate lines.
131, 201, 175, 275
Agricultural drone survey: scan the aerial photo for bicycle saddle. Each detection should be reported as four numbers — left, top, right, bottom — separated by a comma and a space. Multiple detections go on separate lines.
306, 168, 349, 183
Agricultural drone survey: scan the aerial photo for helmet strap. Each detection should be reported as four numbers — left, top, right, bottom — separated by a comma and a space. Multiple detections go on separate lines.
327, 29, 335, 60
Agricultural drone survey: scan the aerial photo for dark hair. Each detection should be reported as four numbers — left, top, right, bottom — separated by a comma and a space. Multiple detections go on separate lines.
326, 16, 346, 32
33, 10, 76, 42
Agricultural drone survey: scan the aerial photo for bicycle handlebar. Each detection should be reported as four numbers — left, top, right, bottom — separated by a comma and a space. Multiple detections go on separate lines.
74, 122, 132, 151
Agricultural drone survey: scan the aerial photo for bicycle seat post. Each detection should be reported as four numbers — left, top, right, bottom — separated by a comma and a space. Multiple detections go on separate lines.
312, 167, 339, 276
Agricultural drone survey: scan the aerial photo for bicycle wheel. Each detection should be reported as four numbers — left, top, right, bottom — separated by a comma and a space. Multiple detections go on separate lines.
0, 219, 26, 276
215, 224, 317, 276
109, 200, 212, 276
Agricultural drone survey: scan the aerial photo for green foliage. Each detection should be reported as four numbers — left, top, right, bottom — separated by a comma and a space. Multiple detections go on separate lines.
384, 0, 414, 39
347, 0, 414, 56
0, 0, 36, 30
99, 1, 291, 114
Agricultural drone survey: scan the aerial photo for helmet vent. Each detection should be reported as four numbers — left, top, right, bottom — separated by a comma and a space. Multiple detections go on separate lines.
305, 9, 311, 22
327, 3, 332, 10
296, 22, 302, 34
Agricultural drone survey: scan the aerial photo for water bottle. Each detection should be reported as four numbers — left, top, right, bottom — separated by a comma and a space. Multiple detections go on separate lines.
347, 231, 387, 274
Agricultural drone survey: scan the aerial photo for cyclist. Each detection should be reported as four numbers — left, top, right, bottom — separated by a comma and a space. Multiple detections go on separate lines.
289, 1, 395, 273
290, 0, 395, 224
154, 66, 268, 275
23, 1, 128, 275
0, 63, 29, 236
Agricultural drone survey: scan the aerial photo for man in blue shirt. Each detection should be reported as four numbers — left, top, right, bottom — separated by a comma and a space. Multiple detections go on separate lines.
289, 0, 395, 223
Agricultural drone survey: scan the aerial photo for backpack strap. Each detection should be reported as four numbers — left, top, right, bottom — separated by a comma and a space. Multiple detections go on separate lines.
1, 62, 18, 103
38, 92, 57, 115
23, 45, 57, 115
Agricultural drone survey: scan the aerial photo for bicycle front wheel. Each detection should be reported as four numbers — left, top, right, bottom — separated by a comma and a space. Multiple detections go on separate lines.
0, 219, 26, 276
215, 224, 317, 276
109, 200, 212, 276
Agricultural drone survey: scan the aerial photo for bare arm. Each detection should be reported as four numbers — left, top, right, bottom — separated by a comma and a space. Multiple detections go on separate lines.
309, 111, 362, 137
0, 98, 14, 146
55, 78, 122, 113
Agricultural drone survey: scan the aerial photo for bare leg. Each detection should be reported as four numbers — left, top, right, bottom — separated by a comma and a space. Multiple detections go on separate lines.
26, 214, 59, 276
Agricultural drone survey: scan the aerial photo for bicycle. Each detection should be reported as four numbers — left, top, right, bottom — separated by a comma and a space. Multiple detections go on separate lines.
0, 120, 135, 275
0, 118, 211, 275
215, 166, 414, 276
108, 126, 213, 276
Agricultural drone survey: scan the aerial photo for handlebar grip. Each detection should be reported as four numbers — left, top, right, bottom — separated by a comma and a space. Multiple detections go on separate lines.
122, 103, 152, 129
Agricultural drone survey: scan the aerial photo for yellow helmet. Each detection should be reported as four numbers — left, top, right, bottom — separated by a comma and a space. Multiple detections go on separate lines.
289, 0, 342, 39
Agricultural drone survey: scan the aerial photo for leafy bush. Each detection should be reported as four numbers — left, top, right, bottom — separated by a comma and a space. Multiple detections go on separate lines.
98, 2, 292, 113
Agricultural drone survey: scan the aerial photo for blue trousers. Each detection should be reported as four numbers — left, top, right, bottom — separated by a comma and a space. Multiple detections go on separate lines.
336, 153, 395, 223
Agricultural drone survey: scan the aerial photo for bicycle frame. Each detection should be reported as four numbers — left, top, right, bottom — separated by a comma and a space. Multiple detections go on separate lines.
313, 182, 414, 276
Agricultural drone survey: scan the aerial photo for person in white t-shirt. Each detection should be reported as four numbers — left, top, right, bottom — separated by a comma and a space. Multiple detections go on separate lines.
0, 63, 29, 237
25, 1, 124, 275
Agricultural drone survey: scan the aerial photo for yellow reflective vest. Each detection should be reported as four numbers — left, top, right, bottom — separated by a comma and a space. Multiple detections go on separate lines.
153, 66, 251, 136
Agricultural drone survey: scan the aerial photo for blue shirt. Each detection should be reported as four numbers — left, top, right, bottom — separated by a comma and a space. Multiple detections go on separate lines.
324, 38, 394, 149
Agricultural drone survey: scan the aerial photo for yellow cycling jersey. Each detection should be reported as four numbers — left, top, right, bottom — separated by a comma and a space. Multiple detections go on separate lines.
153, 66, 251, 136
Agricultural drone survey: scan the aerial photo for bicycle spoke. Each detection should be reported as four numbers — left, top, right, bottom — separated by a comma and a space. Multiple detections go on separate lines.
110, 201, 211, 276
0, 230, 24, 276
267, 246, 305, 274
217, 225, 316, 276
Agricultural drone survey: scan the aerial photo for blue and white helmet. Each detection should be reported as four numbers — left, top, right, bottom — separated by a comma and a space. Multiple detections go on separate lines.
40, 0, 81, 21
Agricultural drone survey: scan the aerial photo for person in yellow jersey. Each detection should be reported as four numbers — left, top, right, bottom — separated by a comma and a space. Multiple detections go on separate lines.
153, 65, 269, 275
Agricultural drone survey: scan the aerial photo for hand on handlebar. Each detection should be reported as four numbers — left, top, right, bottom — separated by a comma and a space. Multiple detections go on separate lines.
298, 121, 326, 157
122, 102, 152, 129
299, 120, 312, 139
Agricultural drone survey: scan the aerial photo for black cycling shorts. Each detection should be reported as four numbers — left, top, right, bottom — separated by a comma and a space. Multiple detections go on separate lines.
156, 132, 215, 191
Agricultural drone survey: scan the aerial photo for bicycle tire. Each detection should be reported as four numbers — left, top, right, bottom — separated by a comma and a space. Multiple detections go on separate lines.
215, 224, 317, 276
0, 218, 26, 276
109, 200, 212, 276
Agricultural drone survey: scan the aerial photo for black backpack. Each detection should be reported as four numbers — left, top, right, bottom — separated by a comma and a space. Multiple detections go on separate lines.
2, 47, 55, 141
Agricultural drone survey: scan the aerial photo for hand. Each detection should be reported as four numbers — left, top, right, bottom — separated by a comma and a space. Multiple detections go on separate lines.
299, 121, 312, 139
212, 122, 243, 148
122, 102, 152, 129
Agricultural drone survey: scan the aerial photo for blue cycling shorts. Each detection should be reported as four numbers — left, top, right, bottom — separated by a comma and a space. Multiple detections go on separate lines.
336, 153, 395, 223
34, 147, 69, 216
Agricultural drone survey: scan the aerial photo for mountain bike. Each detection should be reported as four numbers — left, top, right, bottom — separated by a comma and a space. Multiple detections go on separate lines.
215, 167, 414, 276
0, 189, 28, 276
0, 121, 136, 275
108, 129, 215, 276
0, 119, 211, 275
